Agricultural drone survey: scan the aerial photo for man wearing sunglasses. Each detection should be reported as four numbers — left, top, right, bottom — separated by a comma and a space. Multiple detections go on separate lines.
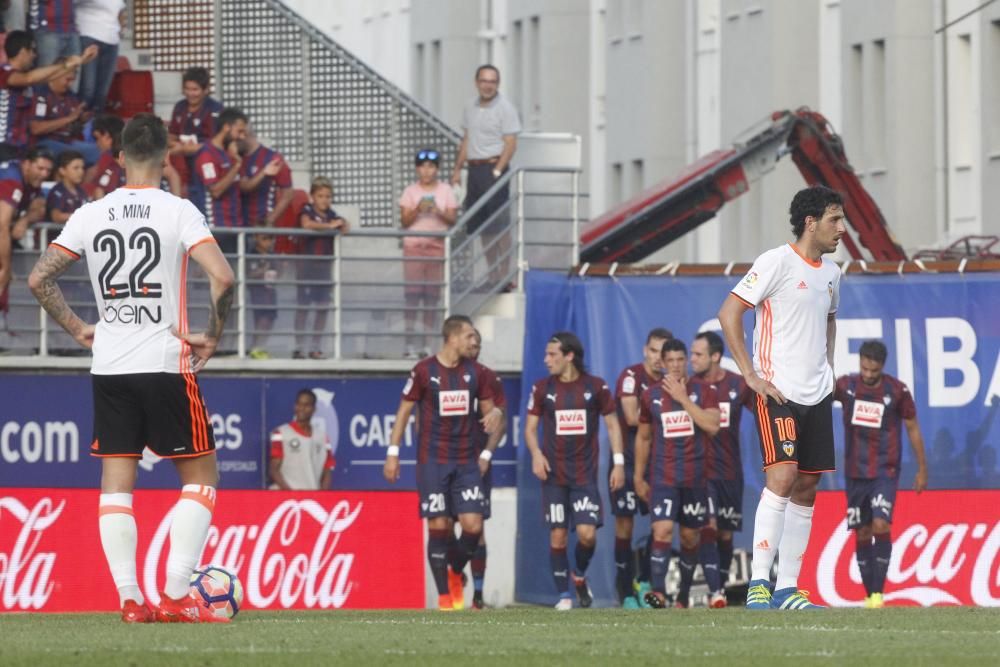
451, 65, 521, 292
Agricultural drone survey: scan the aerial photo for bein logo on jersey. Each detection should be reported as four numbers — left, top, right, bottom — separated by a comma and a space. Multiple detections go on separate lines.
438, 390, 469, 417
660, 411, 694, 438
555, 410, 587, 435
852, 400, 885, 428
102, 303, 162, 325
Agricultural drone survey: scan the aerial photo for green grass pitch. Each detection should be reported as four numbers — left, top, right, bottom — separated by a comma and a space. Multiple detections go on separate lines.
2, 607, 998, 666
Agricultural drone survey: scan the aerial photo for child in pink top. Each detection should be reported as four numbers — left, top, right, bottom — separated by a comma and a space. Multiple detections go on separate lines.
399, 148, 458, 357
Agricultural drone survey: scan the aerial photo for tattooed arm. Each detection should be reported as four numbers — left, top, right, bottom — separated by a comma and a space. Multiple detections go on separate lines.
173, 240, 235, 372
28, 246, 95, 349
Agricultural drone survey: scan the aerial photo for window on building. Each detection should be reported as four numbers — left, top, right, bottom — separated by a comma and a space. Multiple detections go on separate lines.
414, 42, 425, 102
611, 162, 623, 205
625, 0, 642, 38
513, 19, 524, 110
529, 16, 541, 126
990, 21, 1000, 153
630, 159, 644, 198
869, 39, 887, 168
952, 33, 973, 167
607, 0, 624, 42
430, 40, 442, 116
848, 44, 864, 169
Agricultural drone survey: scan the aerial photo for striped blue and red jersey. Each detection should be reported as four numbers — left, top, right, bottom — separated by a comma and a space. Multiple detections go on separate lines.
32, 86, 84, 142
45, 181, 88, 219
299, 203, 340, 256
240, 145, 291, 225
190, 143, 243, 227
0, 64, 33, 147
835, 373, 916, 480
703, 370, 754, 481
168, 97, 223, 143
472, 365, 505, 452
29, 0, 75, 33
402, 356, 496, 465
528, 373, 615, 486
615, 362, 659, 467
0, 160, 38, 217
639, 379, 718, 488
89, 150, 124, 195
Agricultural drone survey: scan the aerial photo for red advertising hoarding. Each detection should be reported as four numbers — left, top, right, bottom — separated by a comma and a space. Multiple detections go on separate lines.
0, 489, 424, 612
799, 490, 1000, 607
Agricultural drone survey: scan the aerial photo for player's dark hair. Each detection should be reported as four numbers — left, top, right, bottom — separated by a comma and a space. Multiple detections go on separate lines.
646, 327, 673, 344
4, 31, 33, 60
661, 338, 687, 359
23, 146, 55, 164
475, 64, 500, 81
122, 113, 168, 163
56, 149, 85, 170
789, 185, 844, 239
182, 66, 211, 90
92, 113, 125, 140
442, 314, 473, 341
296, 389, 317, 405
549, 331, 585, 373
859, 340, 888, 365
695, 331, 724, 360
218, 107, 248, 131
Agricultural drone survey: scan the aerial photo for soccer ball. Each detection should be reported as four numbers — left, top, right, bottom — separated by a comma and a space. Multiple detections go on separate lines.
189, 565, 244, 619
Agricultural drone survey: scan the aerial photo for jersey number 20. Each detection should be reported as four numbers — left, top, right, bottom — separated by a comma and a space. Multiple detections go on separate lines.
94, 227, 162, 300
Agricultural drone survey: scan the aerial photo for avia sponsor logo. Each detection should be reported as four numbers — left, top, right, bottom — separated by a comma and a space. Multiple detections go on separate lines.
801, 490, 1000, 607
0, 489, 425, 611
718, 402, 731, 429
851, 399, 885, 429
0, 421, 79, 464
572, 496, 600, 513
555, 409, 587, 436
438, 390, 470, 417
660, 410, 694, 438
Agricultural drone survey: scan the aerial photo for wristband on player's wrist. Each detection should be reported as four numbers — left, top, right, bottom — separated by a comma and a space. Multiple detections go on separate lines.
386, 445, 400, 457
479, 449, 493, 462
613, 453, 625, 466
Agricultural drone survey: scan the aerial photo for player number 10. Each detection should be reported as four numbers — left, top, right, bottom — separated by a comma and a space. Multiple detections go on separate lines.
774, 417, 796, 442
549, 504, 565, 523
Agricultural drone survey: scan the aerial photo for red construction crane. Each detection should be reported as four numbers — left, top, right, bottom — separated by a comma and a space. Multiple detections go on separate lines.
580, 108, 907, 263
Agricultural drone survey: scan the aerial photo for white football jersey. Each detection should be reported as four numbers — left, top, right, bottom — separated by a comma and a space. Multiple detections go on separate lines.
730, 243, 841, 406
51, 186, 215, 375
270, 421, 332, 490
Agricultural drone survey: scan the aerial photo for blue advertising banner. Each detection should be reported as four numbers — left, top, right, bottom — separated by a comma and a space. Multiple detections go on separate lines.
516, 270, 1000, 606
0, 374, 520, 490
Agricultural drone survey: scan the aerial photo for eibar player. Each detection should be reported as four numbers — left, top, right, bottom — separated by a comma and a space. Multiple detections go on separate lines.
690, 331, 756, 594
634, 339, 722, 609
718, 185, 845, 610
28, 113, 235, 623
834, 340, 928, 608
612, 327, 672, 607
383, 315, 502, 611
461, 328, 506, 609
524, 332, 625, 610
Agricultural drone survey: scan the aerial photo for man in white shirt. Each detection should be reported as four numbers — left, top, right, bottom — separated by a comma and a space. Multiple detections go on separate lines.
717, 185, 845, 610
28, 113, 235, 624
269, 389, 334, 490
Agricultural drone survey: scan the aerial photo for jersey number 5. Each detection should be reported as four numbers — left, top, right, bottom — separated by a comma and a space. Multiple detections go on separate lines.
94, 227, 163, 300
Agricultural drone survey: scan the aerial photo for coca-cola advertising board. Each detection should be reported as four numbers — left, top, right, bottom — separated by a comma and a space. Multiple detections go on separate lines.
0, 489, 425, 612
798, 490, 1000, 606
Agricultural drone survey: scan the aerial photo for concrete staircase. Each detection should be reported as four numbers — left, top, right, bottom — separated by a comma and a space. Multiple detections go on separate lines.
473, 292, 525, 373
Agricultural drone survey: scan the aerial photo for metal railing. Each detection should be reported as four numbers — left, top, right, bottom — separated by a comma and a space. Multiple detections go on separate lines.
1, 167, 582, 364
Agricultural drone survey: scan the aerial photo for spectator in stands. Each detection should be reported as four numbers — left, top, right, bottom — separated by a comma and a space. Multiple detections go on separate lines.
0, 146, 53, 297
268, 389, 334, 490
399, 148, 457, 359
29, 0, 80, 67
30, 58, 99, 165
188, 106, 248, 253
248, 231, 278, 360
45, 148, 89, 223
239, 127, 293, 227
167, 66, 222, 179
76, 0, 126, 113
295, 176, 346, 360
450, 64, 521, 292
1, 30, 96, 150
86, 112, 123, 198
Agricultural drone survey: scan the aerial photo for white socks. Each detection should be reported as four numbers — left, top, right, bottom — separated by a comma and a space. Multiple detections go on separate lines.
750, 487, 788, 582
99, 493, 142, 606
775, 501, 814, 591
164, 484, 216, 600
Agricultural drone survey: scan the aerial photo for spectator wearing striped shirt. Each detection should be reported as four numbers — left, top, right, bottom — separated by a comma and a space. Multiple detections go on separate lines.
239, 127, 293, 227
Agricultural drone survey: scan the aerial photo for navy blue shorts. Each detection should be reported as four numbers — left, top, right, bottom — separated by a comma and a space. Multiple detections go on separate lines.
845, 477, 897, 529
650, 485, 709, 529
610, 462, 649, 518
416, 461, 484, 519
707, 478, 744, 532
480, 465, 493, 520
542, 481, 603, 529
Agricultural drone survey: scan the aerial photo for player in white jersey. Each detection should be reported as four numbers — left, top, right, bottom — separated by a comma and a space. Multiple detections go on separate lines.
269, 389, 334, 490
717, 185, 845, 610
28, 113, 235, 624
